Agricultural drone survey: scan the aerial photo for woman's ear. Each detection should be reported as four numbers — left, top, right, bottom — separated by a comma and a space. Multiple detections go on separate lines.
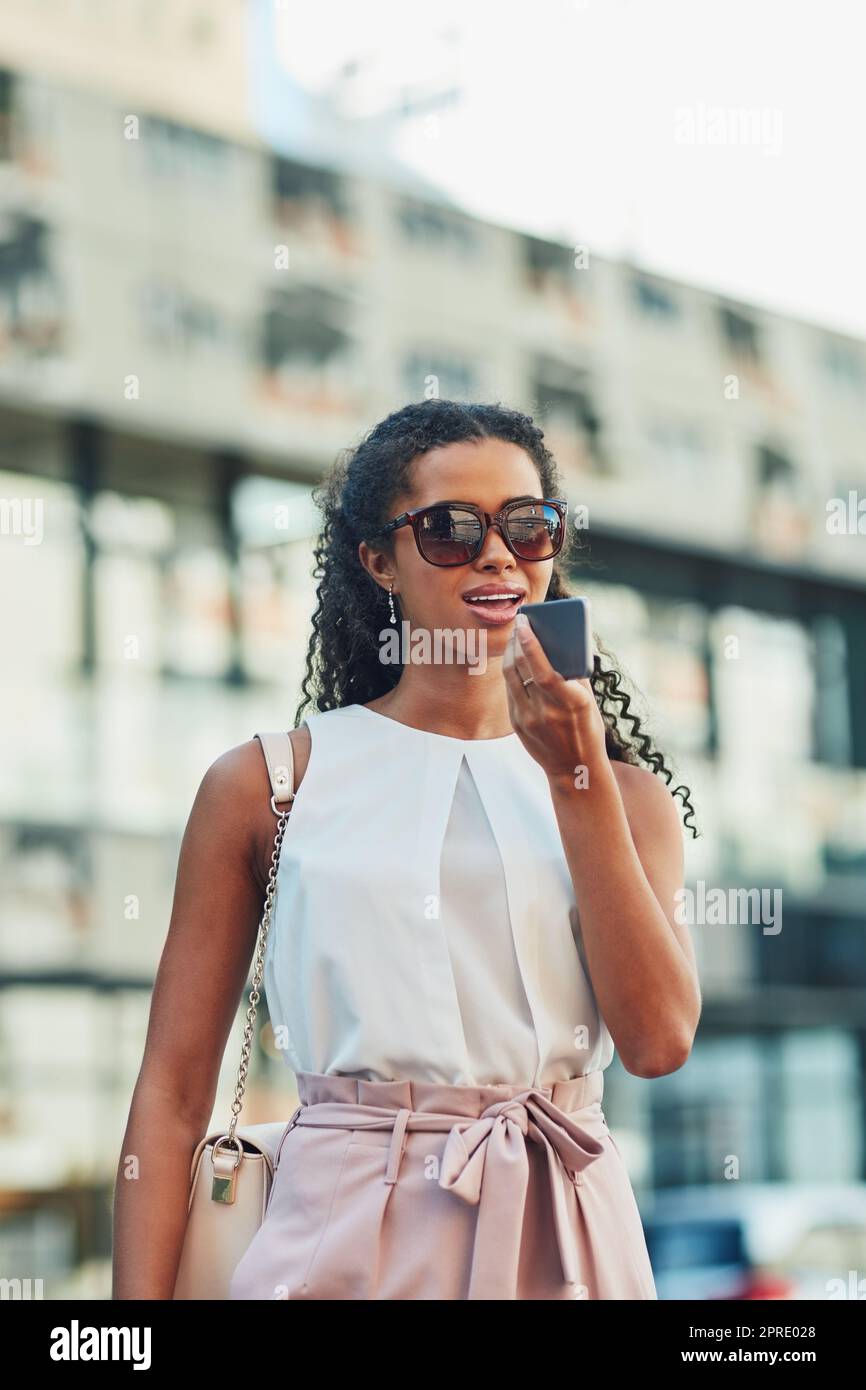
358, 541, 395, 592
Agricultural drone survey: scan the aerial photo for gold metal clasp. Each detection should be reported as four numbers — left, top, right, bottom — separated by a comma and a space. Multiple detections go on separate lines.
210, 1135, 244, 1204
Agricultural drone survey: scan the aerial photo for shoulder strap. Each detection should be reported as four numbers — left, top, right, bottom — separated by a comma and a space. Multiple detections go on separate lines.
254, 730, 296, 809
218, 733, 296, 1161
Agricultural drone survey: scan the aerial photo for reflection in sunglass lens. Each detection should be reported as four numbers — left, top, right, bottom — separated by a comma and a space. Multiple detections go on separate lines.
416, 501, 563, 565
506, 503, 563, 558
418, 507, 482, 564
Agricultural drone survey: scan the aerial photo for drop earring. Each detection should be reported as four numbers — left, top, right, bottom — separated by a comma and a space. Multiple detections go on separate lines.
388, 581, 397, 624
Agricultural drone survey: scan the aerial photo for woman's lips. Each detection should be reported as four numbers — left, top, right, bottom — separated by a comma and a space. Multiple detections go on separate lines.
461, 596, 523, 626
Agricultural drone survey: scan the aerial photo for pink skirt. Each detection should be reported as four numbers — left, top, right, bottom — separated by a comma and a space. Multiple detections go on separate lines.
228, 1069, 658, 1300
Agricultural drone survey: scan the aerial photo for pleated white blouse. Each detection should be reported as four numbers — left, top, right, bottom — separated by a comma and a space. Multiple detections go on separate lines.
263, 702, 615, 1088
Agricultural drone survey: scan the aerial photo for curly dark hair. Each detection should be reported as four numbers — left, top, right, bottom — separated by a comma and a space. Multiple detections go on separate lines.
294, 398, 699, 837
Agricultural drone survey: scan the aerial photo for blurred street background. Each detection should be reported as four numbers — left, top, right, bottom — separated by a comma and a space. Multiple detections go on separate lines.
1, 0, 865, 1300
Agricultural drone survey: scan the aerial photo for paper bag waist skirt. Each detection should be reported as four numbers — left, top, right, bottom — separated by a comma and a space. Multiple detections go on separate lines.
227, 1069, 658, 1301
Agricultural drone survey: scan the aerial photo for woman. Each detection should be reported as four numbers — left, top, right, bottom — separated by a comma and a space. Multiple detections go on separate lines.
113, 399, 701, 1301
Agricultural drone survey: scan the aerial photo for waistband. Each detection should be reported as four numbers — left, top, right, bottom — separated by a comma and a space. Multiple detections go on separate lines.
295, 1068, 604, 1113
281, 1069, 607, 1299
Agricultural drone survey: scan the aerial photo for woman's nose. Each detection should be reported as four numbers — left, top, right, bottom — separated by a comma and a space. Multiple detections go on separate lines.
477, 523, 513, 561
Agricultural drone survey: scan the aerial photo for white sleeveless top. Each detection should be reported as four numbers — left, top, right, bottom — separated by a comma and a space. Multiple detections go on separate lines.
264, 703, 615, 1087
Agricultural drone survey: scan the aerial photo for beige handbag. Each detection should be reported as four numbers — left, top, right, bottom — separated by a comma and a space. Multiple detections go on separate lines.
172, 730, 301, 1300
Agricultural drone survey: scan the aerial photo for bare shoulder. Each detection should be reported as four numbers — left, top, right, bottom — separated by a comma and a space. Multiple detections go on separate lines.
200, 724, 312, 893
609, 759, 684, 845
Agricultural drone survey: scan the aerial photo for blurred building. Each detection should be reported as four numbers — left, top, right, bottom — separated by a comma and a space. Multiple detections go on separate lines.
1, 5, 865, 1297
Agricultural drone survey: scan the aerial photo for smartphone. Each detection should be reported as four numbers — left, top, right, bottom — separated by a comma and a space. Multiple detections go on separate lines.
517, 596, 593, 680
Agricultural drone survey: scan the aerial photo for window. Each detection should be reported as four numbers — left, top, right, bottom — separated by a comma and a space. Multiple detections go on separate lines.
0, 214, 64, 360
0, 68, 13, 162
90, 491, 174, 674
522, 235, 573, 282
633, 274, 679, 319
232, 476, 318, 684
530, 357, 606, 473
811, 615, 853, 766
521, 234, 586, 294
1, 828, 90, 964
160, 547, 233, 677
396, 198, 480, 257
272, 156, 349, 220
138, 279, 230, 357
645, 421, 705, 479
649, 1034, 863, 1188
718, 305, 762, 362
259, 285, 352, 371
139, 116, 229, 181
0, 467, 82, 673
822, 337, 866, 390
400, 350, 478, 400
752, 442, 811, 558
711, 606, 814, 765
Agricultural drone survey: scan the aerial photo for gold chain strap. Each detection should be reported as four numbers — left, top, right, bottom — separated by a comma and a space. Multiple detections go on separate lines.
226, 803, 291, 1146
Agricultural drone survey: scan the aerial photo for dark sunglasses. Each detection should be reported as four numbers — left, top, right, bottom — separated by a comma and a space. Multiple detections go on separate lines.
372, 496, 568, 567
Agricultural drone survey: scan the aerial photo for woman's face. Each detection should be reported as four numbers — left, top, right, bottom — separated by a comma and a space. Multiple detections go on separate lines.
361, 437, 555, 654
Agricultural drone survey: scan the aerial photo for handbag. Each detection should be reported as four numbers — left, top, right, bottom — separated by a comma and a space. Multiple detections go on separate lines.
172, 730, 301, 1300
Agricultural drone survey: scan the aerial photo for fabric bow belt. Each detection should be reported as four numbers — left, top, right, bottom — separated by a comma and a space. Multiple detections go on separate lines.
292, 1083, 607, 1300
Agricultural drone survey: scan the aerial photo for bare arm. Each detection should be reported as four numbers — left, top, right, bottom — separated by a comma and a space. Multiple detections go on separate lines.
501, 616, 700, 1080
111, 728, 309, 1300
547, 758, 701, 1078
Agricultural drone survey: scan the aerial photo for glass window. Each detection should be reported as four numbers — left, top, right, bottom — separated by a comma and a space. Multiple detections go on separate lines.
711, 606, 814, 764
272, 156, 349, 220
642, 599, 712, 756
138, 279, 230, 358
522, 234, 579, 287
257, 288, 360, 413
649, 1037, 766, 1187
0, 213, 64, 360
259, 285, 352, 370
0, 827, 89, 966
139, 116, 229, 182
821, 337, 866, 389
530, 357, 606, 474
91, 491, 174, 673
779, 1031, 861, 1182
718, 305, 762, 362
0, 67, 13, 162
0, 469, 83, 673
271, 157, 356, 254
233, 476, 319, 684
162, 546, 233, 677
812, 615, 852, 766
751, 442, 812, 558
633, 274, 679, 318
400, 350, 478, 401
579, 582, 711, 759
396, 197, 480, 257
645, 421, 705, 485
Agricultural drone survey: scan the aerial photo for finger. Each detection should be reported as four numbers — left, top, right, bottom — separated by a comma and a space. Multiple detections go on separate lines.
508, 627, 534, 683
513, 617, 552, 682
511, 622, 567, 700
503, 629, 531, 694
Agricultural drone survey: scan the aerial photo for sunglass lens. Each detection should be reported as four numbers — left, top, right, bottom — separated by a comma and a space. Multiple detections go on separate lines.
418, 507, 482, 564
506, 503, 563, 558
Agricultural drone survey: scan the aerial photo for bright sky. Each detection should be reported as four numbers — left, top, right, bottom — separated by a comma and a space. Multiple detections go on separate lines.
261, 0, 866, 341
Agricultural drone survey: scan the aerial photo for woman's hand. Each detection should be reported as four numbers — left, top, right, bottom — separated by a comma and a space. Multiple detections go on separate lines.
502, 613, 609, 785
